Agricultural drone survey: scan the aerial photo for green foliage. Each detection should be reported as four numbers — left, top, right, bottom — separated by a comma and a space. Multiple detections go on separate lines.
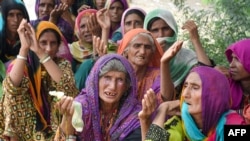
171, 0, 250, 66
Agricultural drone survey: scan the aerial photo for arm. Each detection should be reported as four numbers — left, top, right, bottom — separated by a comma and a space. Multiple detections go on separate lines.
138, 89, 157, 141
49, 3, 68, 25
182, 20, 212, 66
96, 8, 111, 46
160, 41, 183, 101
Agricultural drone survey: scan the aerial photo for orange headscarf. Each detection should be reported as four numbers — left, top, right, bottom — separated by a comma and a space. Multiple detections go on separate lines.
117, 28, 163, 67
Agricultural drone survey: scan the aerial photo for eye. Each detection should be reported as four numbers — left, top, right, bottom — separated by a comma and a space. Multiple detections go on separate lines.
133, 43, 141, 48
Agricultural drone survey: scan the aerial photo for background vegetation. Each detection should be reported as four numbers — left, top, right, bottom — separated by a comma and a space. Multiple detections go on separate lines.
171, 0, 250, 66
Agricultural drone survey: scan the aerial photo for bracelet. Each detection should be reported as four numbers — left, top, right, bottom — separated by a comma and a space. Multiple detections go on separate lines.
17, 55, 27, 61
66, 135, 77, 141
39, 54, 49, 63
40, 56, 51, 64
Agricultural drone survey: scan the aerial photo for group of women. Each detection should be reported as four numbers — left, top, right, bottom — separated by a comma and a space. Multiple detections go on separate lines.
0, 0, 250, 140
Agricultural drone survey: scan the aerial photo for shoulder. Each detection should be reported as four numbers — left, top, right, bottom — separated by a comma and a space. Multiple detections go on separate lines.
226, 111, 246, 125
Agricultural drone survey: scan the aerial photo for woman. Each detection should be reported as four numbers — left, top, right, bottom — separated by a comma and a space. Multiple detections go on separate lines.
55, 54, 141, 140
0, 20, 78, 140
0, 0, 29, 67
105, 0, 129, 42
121, 7, 146, 36
144, 66, 245, 140
224, 39, 250, 111
117, 28, 174, 104
144, 9, 213, 96
69, 9, 97, 73
32, 0, 74, 43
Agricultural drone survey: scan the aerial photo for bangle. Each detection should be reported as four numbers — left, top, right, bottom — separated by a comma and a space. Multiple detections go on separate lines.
17, 55, 27, 61
66, 135, 77, 141
40, 56, 51, 64
39, 54, 49, 63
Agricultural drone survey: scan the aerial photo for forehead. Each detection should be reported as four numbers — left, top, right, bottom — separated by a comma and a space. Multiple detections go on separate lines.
130, 34, 153, 44
39, 31, 57, 40
185, 72, 201, 84
8, 9, 23, 14
39, 0, 54, 4
150, 18, 168, 28
125, 13, 143, 21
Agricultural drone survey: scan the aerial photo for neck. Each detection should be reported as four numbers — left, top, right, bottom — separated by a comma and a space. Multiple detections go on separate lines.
241, 79, 250, 95
100, 101, 119, 113
192, 114, 203, 130
111, 22, 120, 31
132, 64, 148, 81
6, 32, 18, 42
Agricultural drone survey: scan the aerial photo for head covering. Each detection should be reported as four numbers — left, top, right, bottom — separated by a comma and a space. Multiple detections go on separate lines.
74, 54, 141, 140
181, 66, 231, 140
6, 21, 72, 131
144, 9, 178, 48
35, 21, 72, 62
0, 0, 29, 63
105, 0, 129, 10
35, 0, 60, 18
117, 28, 163, 67
120, 7, 146, 35
225, 38, 250, 109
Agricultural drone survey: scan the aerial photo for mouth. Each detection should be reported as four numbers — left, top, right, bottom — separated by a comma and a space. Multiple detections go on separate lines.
105, 92, 117, 96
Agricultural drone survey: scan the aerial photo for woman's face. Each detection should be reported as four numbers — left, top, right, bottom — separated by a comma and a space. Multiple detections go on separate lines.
124, 13, 144, 34
99, 71, 127, 106
149, 18, 174, 38
108, 1, 124, 23
182, 72, 202, 117
38, 0, 54, 18
95, 0, 106, 10
79, 16, 92, 43
7, 9, 24, 34
126, 34, 154, 67
39, 31, 60, 58
229, 53, 250, 81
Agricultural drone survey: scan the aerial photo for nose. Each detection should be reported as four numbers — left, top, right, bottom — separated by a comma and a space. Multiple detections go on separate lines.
108, 79, 117, 90
45, 45, 51, 53
182, 86, 191, 99
229, 58, 236, 68
158, 30, 164, 38
139, 46, 146, 54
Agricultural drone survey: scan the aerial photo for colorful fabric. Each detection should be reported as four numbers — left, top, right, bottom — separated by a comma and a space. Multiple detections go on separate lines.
32, 0, 74, 43
144, 9, 198, 90
225, 38, 250, 110
74, 54, 141, 140
0, 60, 5, 98
0, 21, 78, 140
0, 0, 29, 64
144, 9, 178, 48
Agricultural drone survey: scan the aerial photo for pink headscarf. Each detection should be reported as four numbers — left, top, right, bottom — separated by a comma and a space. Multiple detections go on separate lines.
225, 38, 250, 109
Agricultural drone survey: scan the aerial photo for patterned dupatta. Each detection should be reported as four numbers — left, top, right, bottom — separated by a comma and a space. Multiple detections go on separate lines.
74, 54, 141, 140
180, 66, 231, 141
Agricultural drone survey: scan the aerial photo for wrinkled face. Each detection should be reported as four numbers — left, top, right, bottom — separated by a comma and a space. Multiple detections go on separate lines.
108, 1, 124, 23
95, 0, 106, 10
7, 9, 24, 34
79, 16, 92, 43
39, 31, 60, 58
182, 72, 202, 117
149, 18, 174, 38
126, 34, 154, 67
99, 71, 127, 106
124, 13, 144, 34
38, 0, 54, 19
229, 53, 250, 81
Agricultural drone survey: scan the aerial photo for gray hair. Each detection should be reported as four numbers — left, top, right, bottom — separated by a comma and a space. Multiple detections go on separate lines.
99, 59, 131, 86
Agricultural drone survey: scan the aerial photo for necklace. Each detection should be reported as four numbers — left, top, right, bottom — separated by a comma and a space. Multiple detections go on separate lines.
100, 109, 118, 141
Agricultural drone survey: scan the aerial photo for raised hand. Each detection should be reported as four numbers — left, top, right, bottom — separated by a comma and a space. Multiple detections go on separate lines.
182, 20, 199, 41
49, 3, 68, 24
77, 4, 91, 14
161, 41, 183, 63
17, 19, 32, 51
87, 13, 102, 37
93, 35, 107, 57
96, 8, 111, 30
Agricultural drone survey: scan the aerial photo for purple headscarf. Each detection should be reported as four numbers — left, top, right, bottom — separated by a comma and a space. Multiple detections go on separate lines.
74, 54, 141, 140
35, 0, 60, 18
225, 38, 250, 109
188, 66, 231, 135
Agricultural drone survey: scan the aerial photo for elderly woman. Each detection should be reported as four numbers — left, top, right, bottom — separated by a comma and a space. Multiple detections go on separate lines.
55, 54, 141, 140
0, 20, 78, 140
140, 42, 246, 141
0, 0, 29, 67
117, 28, 174, 104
